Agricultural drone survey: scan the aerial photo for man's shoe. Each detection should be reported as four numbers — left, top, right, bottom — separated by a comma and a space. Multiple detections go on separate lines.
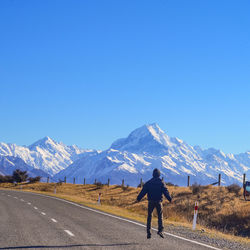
147, 233, 151, 239
157, 231, 164, 238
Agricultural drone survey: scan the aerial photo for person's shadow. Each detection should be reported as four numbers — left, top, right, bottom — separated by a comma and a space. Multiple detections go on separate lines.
0, 243, 139, 249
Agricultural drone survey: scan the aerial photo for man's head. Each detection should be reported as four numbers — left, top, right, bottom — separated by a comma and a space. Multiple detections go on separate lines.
153, 168, 161, 178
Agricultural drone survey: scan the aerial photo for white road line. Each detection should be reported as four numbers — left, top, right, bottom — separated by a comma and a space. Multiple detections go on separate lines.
34, 206, 38, 210
51, 218, 57, 223
27, 202, 31, 205
20, 199, 24, 202
14, 197, 18, 199
7, 195, 10, 197
41, 212, 46, 215
64, 230, 74, 237
9, 191, 222, 250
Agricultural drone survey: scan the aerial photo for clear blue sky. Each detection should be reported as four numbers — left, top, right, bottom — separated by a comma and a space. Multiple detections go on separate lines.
0, 0, 250, 154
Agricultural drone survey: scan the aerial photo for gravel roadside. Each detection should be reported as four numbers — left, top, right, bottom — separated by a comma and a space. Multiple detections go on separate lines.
165, 224, 250, 250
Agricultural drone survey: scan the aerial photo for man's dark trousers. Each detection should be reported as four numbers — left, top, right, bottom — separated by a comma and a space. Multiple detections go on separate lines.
147, 200, 163, 234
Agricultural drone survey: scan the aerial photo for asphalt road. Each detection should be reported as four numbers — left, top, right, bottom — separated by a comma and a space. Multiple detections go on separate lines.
0, 190, 221, 250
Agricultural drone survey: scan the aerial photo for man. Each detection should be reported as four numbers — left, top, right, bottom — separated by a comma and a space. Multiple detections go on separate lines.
136, 168, 172, 239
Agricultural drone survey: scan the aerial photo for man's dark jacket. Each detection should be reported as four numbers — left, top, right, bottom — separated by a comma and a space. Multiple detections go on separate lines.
137, 177, 172, 202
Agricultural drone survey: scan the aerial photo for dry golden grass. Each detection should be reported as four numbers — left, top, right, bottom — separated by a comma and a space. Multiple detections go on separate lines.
1, 182, 249, 243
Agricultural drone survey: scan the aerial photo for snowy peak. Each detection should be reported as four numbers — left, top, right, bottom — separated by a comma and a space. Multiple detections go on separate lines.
110, 123, 183, 154
130, 123, 169, 142
55, 124, 249, 186
28, 136, 57, 151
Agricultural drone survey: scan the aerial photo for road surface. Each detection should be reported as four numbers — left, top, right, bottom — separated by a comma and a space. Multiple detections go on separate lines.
0, 189, 221, 250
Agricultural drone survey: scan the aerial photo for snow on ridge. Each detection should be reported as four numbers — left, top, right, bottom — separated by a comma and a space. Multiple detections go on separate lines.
1, 123, 250, 186
55, 123, 250, 186
0, 136, 92, 176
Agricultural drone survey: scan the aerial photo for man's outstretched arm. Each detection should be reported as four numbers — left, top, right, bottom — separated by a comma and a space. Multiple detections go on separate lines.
162, 184, 172, 202
136, 185, 147, 202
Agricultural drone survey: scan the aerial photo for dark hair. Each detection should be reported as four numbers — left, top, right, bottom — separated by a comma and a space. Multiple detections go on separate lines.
153, 168, 161, 178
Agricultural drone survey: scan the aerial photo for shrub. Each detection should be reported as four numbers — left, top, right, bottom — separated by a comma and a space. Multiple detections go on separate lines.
95, 182, 104, 189
12, 169, 28, 183
28, 176, 41, 183
0, 175, 13, 183
57, 179, 63, 185
165, 182, 178, 187
122, 185, 130, 191
137, 182, 144, 188
40, 186, 51, 192
191, 183, 202, 195
227, 184, 241, 195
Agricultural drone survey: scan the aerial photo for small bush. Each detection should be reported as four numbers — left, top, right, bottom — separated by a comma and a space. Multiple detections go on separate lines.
0, 175, 13, 183
40, 186, 51, 192
57, 179, 63, 185
165, 182, 178, 187
227, 184, 241, 195
95, 182, 104, 189
175, 191, 192, 198
191, 183, 202, 195
122, 185, 131, 191
28, 176, 41, 183
12, 169, 28, 183
137, 182, 144, 188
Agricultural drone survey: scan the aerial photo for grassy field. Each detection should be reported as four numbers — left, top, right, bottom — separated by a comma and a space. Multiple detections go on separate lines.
1, 182, 249, 243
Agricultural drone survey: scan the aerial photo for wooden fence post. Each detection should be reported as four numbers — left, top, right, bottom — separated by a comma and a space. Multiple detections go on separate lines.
64, 176, 67, 184
84, 178, 86, 185
95, 179, 97, 185
122, 179, 124, 187
47, 177, 49, 183
187, 176, 190, 187
243, 173, 246, 187
108, 178, 110, 187
73, 177, 75, 184
218, 174, 221, 186
140, 178, 143, 188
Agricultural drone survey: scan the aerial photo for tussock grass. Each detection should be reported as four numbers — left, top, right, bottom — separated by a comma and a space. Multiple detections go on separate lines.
1, 182, 249, 242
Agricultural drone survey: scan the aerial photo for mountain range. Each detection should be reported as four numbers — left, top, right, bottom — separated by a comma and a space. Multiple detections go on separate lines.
0, 136, 95, 177
1, 124, 249, 186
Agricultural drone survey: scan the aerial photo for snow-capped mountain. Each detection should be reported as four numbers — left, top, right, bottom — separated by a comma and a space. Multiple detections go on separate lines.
0, 155, 49, 179
0, 137, 95, 176
55, 123, 250, 186
1, 124, 249, 186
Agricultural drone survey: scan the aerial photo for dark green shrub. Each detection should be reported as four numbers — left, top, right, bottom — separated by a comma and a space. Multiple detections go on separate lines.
0, 175, 13, 183
28, 176, 41, 183
191, 183, 202, 195
227, 184, 241, 195
12, 169, 28, 183
165, 182, 178, 187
